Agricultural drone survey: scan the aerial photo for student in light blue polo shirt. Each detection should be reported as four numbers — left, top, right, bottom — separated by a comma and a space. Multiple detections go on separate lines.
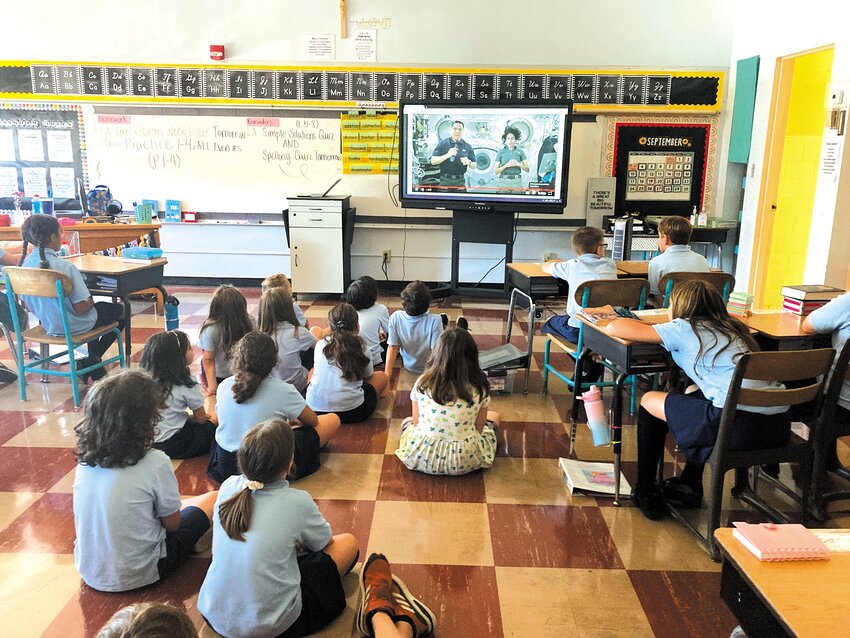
19, 215, 124, 381
385, 281, 444, 375
648, 215, 711, 298
73, 371, 217, 592
804, 291, 850, 415
541, 225, 618, 343
208, 331, 341, 484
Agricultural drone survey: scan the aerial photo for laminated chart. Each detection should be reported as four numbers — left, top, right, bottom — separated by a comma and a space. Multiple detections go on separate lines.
341, 112, 399, 175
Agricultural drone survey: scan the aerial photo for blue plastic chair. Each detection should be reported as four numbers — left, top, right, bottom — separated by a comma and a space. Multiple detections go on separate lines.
660, 271, 735, 308
541, 278, 649, 424
4, 267, 125, 407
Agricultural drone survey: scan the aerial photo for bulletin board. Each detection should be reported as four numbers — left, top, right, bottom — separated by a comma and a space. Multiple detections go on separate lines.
0, 104, 86, 211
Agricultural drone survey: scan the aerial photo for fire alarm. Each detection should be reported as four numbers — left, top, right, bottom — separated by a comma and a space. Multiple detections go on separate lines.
210, 45, 225, 61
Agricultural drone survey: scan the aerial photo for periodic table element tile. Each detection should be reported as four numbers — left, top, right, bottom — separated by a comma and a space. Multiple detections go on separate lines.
623, 76, 646, 105
32, 65, 55, 94
253, 70, 275, 100
350, 72, 373, 101
499, 75, 519, 101
548, 75, 570, 101
598, 75, 621, 104
523, 75, 544, 101
203, 69, 225, 99
375, 73, 397, 102
179, 69, 202, 98
129, 68, 153, 97
326, 72, 348, 100
81, 67, 103, 95
448, 74, 470, 101
228, 70, 250, 99
424, 73, 446, 101
572, 75, 596, 103
473, 74, 496, 101
647, 76, 671, 105
55, 66, 80, 95
154, 68, 177, 97
105, 67, 129, 96
400, 73, 422, 101
277, 71, 299, 100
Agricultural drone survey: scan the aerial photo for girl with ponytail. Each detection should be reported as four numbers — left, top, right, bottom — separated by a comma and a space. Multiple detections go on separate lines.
207, 331, 340, 484
199, 419, 358, 638
19, 214, 124, 381
306, 303, 389, 424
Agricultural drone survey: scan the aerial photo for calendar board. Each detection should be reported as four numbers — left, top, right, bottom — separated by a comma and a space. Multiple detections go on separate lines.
625, 151, 694, 201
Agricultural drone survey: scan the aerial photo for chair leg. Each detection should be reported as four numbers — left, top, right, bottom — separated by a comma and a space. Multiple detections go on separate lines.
39, 344, 50, 383
16, 333, 26, 402
810, 441, 829, 522
68, 346, 80, 408
629, 375, 637, 416
115, 326, 126, 368
1, 323, 18, 371
706, 466, 726, 562
542, 339, 551, 396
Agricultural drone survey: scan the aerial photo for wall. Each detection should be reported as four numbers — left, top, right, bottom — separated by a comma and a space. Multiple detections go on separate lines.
1, 0, 736, 282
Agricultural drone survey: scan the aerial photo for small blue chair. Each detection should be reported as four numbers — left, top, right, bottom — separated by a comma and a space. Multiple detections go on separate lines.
660, 271, 735, 308
4, 267, 125, 407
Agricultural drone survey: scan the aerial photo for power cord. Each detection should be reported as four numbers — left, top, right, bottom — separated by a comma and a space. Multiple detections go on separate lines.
471, 212, 519, 287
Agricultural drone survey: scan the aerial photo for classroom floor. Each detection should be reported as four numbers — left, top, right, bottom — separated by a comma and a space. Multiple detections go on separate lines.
1, 287, 849, 638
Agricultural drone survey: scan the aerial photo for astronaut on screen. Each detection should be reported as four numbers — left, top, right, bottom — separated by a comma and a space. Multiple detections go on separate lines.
428, 120, 476, 192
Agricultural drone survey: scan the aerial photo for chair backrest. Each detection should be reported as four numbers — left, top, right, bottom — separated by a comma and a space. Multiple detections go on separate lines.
4, 267, 72, 299
811, 339, 850, 439
574, 278, 649, 310
660, 271, 735, 307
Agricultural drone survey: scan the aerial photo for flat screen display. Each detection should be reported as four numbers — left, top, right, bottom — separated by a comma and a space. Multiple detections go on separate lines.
398, 102, 572, 213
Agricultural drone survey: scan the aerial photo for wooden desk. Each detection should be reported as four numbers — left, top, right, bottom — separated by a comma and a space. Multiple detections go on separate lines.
743, 312, 820, 350
715, 527, 850, 637
0, 222, 161, 254
70, 255, 168, 357
615, 260, 649, 277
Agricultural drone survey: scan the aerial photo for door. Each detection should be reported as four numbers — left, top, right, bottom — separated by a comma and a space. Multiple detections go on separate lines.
290, 226, 343, 293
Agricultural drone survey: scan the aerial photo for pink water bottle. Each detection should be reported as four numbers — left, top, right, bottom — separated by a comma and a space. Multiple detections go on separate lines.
582, 385, 610, 446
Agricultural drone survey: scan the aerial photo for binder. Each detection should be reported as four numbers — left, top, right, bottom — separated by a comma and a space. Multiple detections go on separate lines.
732, 522, 830, 561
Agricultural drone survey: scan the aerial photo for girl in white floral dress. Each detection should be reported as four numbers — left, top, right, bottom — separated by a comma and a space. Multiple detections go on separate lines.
396, 328, 501, 475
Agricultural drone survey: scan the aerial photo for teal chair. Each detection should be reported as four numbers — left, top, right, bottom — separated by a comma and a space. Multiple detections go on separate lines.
541, 278, 649, 450
4, 267, 125, 407
660, 271, 735, 308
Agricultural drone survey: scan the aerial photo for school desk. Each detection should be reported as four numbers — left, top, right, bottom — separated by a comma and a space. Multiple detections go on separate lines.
715, 527, 850, 637
68, 255, 168, 357
0, 221, 161, 254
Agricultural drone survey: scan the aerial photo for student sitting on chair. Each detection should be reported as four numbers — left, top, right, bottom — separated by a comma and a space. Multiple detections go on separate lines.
540, 225, 617, 344
648, 215, 711, 304
19, 215, 124, 382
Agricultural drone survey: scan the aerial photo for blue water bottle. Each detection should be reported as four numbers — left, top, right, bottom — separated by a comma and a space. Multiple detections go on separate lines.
164, 295, 180, 330
32, 194, 42, 214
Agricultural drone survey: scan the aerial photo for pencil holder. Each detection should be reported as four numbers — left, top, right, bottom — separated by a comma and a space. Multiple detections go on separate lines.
164, 295, 180, 330
134, 203, 153, 224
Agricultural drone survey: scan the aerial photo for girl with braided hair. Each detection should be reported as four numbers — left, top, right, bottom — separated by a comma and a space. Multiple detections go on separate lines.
306, 302, 389, 424
19, 214, 124, 381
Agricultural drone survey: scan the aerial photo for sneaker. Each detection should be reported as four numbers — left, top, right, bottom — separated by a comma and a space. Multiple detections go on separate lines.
456, 316, 469, 331
193, 527, 213, 554
632, 487, 667, 521
440, 313, 449, 329
75, 356, 93, 384
391, 574, 437, 637
356, 553, 395, 637
89, 357, 107, 382
662, 476, 703, 509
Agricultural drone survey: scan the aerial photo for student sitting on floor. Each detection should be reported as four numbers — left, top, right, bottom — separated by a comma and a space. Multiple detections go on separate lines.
347, 275, 390, 366
262, 272, 308, 327
540, 225, 617, 343
96, 603, 198, 638
385, 281, 444, 375
647, 215, 711, 304
199, 419, 359, 638
19, 214, 124, 382
208, 331, 340, 483
306, 303, 389, 424
604, 280, 789, 520
73, 370, 217, 592
258, 287, 316, 395
140, 330, 217, 459
396, 328, 500, 476
198, 284, 254, 396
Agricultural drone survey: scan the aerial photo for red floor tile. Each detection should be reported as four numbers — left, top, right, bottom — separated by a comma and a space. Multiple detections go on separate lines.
315, 498, 376, 559
324, 417, 389, 454
0, 492, 75, 553
0, 409, 47, 445
377, 454, 487, 503
0, 447, 77, 492
495, 420, 572, 459
173, 455, 220, 495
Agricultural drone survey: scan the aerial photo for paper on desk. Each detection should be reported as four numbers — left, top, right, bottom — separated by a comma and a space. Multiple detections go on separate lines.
812, 530, 850, 552
632, 308, 669, 317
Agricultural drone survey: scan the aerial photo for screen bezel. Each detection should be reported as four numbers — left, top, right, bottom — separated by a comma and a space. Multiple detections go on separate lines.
397, 100, 573, 214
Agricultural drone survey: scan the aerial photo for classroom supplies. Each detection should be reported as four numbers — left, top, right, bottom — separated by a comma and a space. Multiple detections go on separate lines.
133, 202, 153, 224
558, 458, 631, 497
781, 285, 844, 301
86, 185, 113, 216
577, 305, 631, 325
732, 522, 830, 562
122, 246, 163, 263
781, 297, 828, 316
727, 291, 754, 317
165, 199, 181, 222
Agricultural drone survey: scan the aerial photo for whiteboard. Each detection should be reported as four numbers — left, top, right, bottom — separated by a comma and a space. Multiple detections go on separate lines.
83, 107, 342, 213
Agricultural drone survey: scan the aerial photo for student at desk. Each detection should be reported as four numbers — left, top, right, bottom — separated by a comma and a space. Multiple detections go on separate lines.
648, 216, 711, 302
604, 280, 789, 520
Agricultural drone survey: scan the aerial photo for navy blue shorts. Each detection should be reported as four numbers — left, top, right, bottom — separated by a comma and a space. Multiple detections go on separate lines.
157, 506, 210, 579
315, 382, 378, 424
154, 418, 216, 459
207, 426, 321, 483
540, 315, 579, 343
275, 551, 346, 638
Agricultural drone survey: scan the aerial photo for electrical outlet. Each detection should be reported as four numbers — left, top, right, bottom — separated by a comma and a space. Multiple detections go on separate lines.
543, 252, 556, 262
382, 250, 391, 263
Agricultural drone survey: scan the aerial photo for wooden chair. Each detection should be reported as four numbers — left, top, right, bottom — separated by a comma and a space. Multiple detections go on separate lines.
666, 348, 834, 561
659, 271, 735, 307
541, 279, 649, 450
4, 267, 126, 407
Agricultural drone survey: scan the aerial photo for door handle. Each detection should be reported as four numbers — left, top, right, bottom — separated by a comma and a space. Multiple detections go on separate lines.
294, 252, 298, 267
771, 204, 777, 210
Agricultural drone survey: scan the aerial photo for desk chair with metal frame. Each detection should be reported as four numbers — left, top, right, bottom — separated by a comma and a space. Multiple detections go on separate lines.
666, 348, 834, 561
541, 278, 649, 452
659, 271, 735, 308
4, 267, 126, 407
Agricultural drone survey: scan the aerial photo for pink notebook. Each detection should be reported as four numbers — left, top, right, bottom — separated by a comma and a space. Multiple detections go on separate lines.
732, 522, 830, 562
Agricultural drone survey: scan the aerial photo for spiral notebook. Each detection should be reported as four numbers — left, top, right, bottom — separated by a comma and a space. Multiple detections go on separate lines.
732, 522, 830, 562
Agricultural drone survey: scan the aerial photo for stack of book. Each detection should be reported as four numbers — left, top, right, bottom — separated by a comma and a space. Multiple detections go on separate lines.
727, 291, 753, 317
781, 285, 844, 316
